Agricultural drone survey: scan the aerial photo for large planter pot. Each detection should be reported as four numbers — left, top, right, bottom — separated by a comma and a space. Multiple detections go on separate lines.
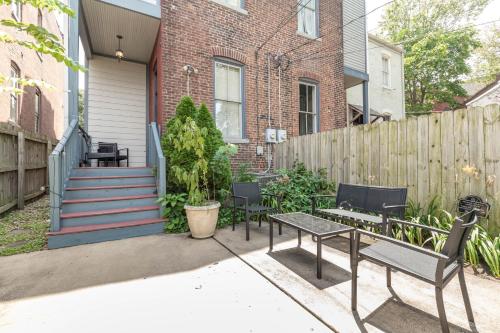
184, 201, 221, 239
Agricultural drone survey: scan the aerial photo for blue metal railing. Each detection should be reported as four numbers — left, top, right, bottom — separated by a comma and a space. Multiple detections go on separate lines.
49, 119, 80, 232
148, 122, 166, 214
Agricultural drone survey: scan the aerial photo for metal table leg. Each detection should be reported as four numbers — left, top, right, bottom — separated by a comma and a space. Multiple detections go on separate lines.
298, 229, 302, 247
317, 236, 322, 279
269, 217, 273, 252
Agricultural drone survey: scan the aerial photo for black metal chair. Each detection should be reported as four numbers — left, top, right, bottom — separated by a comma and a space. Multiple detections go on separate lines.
351, 209, 479, 333
232, 182, 281, 241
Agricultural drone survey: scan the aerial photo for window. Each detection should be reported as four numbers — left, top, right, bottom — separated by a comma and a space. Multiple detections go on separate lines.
10, 62, 20, 122
11, 2, 22, 21
35, 89, 41, 133
382, 56, 390, 88
299, 82, 317, 136
297, 0, 317, 37
222, 0, 242, 8
215, 61, 243, 139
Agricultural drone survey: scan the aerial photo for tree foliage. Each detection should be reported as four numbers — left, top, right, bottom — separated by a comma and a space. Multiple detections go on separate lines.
0, 0, 85, 93
380, 0, 488, 113
469, 24, 500, 83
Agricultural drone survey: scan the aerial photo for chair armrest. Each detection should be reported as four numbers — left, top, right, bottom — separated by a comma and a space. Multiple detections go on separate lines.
339, 200, 353, 210
355, 229, 450, 260
382, 204, 408, 210
388, 218, 450, 235
311, 194, 336, 214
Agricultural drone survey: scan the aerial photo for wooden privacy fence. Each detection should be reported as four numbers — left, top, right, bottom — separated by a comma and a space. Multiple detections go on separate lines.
0, 123, 55, 214
275, 105, 500, 234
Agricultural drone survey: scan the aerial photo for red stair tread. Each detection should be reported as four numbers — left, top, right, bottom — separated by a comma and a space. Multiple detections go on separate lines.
69, 175, 154, 180
47, 218, 166, 235
66, 184, 156, 191
61, 206, 159, 219
63, 194, 158, 204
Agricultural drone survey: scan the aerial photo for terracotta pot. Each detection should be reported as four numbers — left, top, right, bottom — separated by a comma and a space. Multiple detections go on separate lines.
184, 201, 221, 239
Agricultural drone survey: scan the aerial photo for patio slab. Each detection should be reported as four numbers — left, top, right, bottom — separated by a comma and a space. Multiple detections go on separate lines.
214, 222, 500, 333
0, 234, 332, 333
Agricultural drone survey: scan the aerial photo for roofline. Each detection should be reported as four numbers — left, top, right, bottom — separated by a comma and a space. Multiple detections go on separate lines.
465, 76, 500, 105
368, 33, 403, 54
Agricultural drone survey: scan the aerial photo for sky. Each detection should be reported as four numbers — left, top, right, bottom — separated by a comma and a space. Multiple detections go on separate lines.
366, 0, 500, 34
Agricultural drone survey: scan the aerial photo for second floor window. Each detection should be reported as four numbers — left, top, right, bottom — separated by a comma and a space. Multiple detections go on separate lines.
10, 62, 20, 122
299, 82, 317, 136
215, 61, 243, 139
382, 56, 390, 88
11, 2, 22, 21
35, 89, 41, 133
219, 0, 243, 9
298, 0, 317, 37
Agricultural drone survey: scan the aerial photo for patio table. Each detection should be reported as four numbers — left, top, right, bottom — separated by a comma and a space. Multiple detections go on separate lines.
269, 212, 355, 279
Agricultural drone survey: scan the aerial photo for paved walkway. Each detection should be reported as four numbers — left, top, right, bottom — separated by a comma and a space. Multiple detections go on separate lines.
0, 234, 331, 333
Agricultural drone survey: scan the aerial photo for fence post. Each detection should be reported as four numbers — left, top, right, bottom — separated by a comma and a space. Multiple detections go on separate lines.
17, 131, 25, 209
47, 139, 52, 192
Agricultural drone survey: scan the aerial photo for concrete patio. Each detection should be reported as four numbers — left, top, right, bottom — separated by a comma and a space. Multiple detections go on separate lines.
0, 222, 498, 332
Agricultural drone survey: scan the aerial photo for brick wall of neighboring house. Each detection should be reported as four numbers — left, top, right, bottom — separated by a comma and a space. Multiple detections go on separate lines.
0, 4, 65, 140
159, 0, 346, 170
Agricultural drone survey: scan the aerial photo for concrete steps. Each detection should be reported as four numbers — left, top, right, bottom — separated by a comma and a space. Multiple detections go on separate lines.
48, 167, 166, 249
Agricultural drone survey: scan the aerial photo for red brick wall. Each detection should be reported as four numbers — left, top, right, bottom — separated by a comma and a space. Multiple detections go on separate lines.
0, 5, 65, 140
160, 0, 346, 170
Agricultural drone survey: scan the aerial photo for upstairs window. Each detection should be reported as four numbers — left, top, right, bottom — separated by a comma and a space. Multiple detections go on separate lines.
382, 56, 390, 88
222, 0, 242, 8
35, 89, 41, 133
215, 61, 243, 139
10, 62, 20, 122
298, 0, 317, 37
11, 2, 22, 21
299, 82, 317, 136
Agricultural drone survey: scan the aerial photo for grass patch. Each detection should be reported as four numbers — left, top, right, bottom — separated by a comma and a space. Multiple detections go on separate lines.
0, 196, 50, 256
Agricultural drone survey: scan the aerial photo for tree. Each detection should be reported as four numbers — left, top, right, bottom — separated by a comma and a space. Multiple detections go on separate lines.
469, 24, 500, 83
0, 0, 84, 94
380, 0, 489, 113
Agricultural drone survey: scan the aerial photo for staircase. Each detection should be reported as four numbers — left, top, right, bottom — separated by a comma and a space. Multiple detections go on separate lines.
47, 167, 166, 249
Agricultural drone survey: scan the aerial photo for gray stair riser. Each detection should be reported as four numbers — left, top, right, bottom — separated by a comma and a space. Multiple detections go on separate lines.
62, 209, 161, 227
48, 222, 165, 249
62, 197, 159, 214
72, 168, 152, 177
64, 187, 156, 199
68, 177, 155, 187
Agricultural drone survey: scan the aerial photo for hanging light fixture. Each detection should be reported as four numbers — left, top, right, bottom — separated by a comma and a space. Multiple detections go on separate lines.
115, 35, 124, 61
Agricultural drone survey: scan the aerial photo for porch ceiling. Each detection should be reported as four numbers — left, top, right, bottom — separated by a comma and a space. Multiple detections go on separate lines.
81, 0, 160, 63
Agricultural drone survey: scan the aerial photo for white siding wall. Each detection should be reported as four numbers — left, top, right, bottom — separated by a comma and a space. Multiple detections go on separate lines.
347, 38, 405, 120
467, 84, 500, 108
88, 56, 147, 167
343, 0, 366, 73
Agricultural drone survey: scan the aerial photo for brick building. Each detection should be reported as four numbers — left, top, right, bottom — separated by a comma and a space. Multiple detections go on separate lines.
0, 3, 66, 140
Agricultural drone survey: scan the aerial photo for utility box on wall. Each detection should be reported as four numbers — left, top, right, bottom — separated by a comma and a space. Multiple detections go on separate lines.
265, 128, 277, 143
277, 129, 287, 143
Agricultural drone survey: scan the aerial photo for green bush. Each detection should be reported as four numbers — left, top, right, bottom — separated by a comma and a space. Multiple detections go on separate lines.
234, 163, 256, 182
158, 193, 188, 233
262, 162, 336, 213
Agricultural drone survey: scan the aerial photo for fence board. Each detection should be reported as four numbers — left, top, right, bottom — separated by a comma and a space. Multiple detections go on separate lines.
379, 121, 390, 186
441, 111, 456, 212
483, 105, 500, 234
454, 108, 470, 199
468, 107, 486, 198
388, 121, 399, 187
397, 119, 407, 188
429, 113, 442, 204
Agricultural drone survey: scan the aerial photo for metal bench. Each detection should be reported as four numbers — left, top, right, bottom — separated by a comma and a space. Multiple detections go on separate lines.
311, 183, 407, 234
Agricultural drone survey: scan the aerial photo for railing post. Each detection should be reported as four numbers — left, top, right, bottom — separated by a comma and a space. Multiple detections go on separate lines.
17, 131, 25, 209
49, 153, 61, 232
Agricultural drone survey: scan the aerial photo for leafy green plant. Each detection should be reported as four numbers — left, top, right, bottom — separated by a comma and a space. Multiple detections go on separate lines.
262, 162, 335, 213
235, 163, 256, 183
210, 144, 238, 202
158, 193, 188, 233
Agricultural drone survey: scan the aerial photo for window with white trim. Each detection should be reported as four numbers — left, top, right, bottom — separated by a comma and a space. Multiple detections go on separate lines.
299, 82, 317, 135
11, 2, 22, 21
10, 62, 20, 122
216, 0, 243, 9
215, 61, 243, 139
35, 89, 41, 133
382, 56, 390, 88
297, 0, 317, 37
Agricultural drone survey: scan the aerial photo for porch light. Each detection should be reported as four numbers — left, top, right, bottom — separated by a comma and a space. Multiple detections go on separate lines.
115, 35, 124, 61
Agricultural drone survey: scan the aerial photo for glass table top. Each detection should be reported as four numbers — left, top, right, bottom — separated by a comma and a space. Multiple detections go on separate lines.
270, 212, 354, 236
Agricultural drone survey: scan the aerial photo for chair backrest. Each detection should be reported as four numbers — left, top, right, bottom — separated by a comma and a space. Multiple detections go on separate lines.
457, 195, 490, 218
441, 210, 478, 263
98, 142, 117, 153
336, 183, 407, 218
232, 182, 261, 205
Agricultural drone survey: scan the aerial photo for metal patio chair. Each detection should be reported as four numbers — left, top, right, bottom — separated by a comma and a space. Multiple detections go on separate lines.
232, 182, 281, 241
351, 209, 479, 333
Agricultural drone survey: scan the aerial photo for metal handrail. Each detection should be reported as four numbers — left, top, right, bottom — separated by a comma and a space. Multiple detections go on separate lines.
49, 119, 79, 232
148, 122, 166, 215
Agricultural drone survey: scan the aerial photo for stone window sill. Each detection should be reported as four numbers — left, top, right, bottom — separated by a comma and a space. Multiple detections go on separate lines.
296, 31, 321, 41
224, 138, 250, 144
210, 0, 248, 15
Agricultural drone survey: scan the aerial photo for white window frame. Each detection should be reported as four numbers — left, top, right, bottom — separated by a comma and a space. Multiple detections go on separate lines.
297, 0, 318, 38
210, 0, 247, 15
11, 2, 22, 21
35, 89, 41, 133
382, 55, 391, 89
214, 60, 244, 140
299, 81, 318, 136
10, 62, 20, 123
